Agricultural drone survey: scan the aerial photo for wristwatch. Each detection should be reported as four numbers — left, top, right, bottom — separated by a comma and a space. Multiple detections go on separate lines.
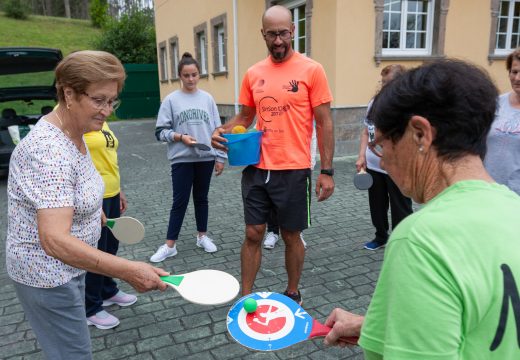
320, 168, 334, 176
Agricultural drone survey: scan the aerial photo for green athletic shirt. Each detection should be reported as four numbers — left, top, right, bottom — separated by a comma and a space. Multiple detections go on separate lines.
359, 180, 520, 359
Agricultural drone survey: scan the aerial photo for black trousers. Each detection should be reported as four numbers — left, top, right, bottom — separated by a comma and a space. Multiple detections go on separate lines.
167, 161, 215, 240
85, 194, 120, 317
367, 168, 413, 245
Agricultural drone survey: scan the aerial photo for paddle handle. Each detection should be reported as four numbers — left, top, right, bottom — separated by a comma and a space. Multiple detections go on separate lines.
160, 275, 184, 287
222, 131, 262, 145
223, 137, 249, 145
105, 219, 115, 229
310, 320, 359, 345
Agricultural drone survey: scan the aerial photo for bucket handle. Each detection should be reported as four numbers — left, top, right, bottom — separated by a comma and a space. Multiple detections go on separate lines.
222, 132, 261, 145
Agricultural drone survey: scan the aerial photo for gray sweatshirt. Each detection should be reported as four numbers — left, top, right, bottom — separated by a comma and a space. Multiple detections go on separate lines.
155, 89, 227, 164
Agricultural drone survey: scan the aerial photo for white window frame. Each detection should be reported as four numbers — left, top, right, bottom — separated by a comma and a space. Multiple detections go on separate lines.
495, 0, 520, 55
281, 0, 307, 55
169, 37, 179, 79
159, 42, 168, 81
217, 25, 226, 72
382, 0, 435, 56
198, 32, 207, 75
173, 43, 179, 78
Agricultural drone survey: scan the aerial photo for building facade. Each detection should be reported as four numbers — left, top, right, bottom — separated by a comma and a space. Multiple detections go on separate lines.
154, 0, 516, 156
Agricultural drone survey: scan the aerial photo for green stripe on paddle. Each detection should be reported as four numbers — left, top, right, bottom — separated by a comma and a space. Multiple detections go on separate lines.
106, 219, 115, 229
160, 275, 184, 286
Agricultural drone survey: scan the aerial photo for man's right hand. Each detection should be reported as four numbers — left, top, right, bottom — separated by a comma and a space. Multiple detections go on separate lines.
211, 127, 228, 151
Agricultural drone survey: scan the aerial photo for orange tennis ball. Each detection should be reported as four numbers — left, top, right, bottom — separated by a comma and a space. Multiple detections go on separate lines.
231, 125, 247, 134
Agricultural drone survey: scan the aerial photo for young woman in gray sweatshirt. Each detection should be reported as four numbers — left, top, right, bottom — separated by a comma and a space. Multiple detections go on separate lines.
151, 53, 227, 262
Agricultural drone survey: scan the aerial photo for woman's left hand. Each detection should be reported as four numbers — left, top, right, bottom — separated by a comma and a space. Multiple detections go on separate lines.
120, 191, 128, 214
215, 161, 224, 176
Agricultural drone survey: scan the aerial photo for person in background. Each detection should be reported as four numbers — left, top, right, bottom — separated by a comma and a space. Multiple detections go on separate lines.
324, 59, 520, 360
356, 64, 413, 251
151, 52, 227, 263
84, 122, 137, 329
484, 47, 520, 196
6, 50, 168, 360
212, 5, 335, 305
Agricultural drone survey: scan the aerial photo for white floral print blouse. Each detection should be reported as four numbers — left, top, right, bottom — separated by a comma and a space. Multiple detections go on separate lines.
6, 119, 104, 288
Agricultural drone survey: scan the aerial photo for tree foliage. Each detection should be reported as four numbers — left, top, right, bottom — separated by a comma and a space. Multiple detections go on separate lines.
93, 9, 156, 64
89, 0, 108, 27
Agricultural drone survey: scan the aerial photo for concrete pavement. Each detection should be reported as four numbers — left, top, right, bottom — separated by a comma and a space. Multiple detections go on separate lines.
0, 119, 385, 360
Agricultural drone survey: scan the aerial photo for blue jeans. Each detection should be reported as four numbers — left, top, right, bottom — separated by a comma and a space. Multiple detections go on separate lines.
85, 194, 120, 317
167, 161, 215, 240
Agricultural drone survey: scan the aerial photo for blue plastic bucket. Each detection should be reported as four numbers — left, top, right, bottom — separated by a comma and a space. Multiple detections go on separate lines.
222, 131, 263, 166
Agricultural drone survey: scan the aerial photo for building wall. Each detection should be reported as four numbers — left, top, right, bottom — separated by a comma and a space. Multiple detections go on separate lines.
445, 0, 509, 90
154, 0, 235, 104
154, 0, 512, 157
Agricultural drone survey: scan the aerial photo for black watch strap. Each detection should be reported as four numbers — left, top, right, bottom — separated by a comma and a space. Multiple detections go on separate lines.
320, 168, 334, 176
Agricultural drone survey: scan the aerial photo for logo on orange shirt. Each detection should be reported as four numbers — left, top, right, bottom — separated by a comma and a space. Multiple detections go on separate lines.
259, 96, 291, 122
282, 80, 299, 93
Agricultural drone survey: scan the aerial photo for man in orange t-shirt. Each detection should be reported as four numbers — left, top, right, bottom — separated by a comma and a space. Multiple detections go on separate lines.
212, 5, 334, 304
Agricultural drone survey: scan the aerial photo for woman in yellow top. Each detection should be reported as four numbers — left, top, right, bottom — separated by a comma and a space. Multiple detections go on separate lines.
84, 122, 136, 329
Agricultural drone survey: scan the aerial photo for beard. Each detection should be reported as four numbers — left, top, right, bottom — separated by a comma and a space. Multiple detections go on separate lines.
270, 44, 287, 61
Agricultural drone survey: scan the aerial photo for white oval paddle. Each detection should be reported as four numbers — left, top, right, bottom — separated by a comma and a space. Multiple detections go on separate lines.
160, 270, 240, 305
105, 216, 145, 245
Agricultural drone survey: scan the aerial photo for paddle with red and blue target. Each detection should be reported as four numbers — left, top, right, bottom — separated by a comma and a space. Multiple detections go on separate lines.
227, 292, 358, 351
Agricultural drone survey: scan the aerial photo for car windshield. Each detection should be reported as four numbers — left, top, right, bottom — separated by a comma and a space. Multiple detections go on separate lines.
1, 99, 56, 116
0, 71, 56, 115
0, 70, 55, 89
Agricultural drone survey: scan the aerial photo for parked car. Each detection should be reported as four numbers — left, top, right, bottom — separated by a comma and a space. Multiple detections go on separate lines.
0, 47, 62, 176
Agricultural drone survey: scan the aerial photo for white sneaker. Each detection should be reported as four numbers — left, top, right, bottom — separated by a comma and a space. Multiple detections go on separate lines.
87, 310, 120, 330
150, 244, 177, 263
102, 290, 137, 307
300, 233, 307, 249
197, 235, 217, 253
264, 232, 279, 249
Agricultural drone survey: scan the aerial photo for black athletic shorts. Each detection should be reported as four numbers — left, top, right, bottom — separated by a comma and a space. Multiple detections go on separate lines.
241, 166, 312, 231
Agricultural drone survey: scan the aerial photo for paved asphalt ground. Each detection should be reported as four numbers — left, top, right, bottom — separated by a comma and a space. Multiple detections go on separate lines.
0, 119, 389, 360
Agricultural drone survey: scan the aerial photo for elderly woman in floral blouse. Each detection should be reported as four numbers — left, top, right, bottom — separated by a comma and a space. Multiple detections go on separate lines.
6, 50, 168, 360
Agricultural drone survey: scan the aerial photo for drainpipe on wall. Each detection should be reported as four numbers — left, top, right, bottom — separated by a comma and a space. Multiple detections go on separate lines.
233, 0, 239, 115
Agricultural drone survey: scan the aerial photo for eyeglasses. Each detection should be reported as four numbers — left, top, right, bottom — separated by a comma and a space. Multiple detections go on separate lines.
263, 30, 292, 41
82, 92, 121, 111
369, 127, 402, 158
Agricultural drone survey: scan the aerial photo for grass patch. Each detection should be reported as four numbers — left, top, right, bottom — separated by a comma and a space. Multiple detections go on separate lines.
0, 12, 101, 56
0, 12, 113, 118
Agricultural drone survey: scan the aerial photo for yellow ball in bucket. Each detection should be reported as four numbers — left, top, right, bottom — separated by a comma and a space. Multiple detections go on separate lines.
231, 125, 247, 134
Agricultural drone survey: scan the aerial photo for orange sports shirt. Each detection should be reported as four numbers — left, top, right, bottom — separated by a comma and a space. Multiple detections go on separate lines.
239, 52, 333, 170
